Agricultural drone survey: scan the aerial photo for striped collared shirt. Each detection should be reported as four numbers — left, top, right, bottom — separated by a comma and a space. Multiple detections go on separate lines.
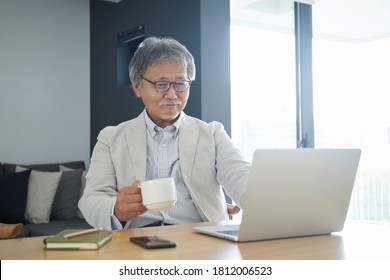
126, 111, 204, 228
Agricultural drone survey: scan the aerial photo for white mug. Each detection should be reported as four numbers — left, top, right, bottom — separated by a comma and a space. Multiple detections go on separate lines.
139, 178, 177, 211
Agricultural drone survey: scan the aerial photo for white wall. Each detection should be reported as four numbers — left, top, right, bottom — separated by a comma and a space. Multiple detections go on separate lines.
0, 0, 90, 166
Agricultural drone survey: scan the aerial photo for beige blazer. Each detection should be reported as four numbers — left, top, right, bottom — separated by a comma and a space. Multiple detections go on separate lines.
79, 112, 251, 229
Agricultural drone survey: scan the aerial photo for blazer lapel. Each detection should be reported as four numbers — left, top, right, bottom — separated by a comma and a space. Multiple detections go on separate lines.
125, 113, 147, 181
179, 113, 199, 184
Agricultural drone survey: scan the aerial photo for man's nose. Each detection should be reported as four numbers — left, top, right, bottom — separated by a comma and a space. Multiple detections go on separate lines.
164, 85, 177, 98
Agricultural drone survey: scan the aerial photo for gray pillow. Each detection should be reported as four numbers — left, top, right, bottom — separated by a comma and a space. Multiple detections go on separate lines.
50, 169, 83, 221
16, 166, 62, 224
60, 165, 86, 219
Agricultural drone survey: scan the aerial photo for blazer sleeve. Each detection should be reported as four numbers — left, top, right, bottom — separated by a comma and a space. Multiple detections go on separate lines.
212, 121, 251, 208
181, 117, 251, 221
78, 127, 119, 230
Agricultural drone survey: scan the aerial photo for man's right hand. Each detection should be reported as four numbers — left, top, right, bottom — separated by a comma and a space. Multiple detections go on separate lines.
114, 180, 147, 222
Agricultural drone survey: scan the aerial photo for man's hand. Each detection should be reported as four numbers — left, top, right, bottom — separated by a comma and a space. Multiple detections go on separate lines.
114, 180, 147, 221
227, 204, 241, 215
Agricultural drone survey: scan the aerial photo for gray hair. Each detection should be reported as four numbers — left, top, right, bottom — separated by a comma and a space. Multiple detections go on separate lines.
129, 37, 196, 85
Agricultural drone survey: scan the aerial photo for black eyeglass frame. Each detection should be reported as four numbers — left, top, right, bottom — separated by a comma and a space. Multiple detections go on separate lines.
141, 77, 192, 93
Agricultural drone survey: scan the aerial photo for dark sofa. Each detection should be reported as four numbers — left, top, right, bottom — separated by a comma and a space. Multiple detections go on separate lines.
0, 161, 92, 238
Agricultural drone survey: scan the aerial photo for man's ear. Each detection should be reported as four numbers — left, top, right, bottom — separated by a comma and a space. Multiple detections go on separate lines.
132, 81, 142, 98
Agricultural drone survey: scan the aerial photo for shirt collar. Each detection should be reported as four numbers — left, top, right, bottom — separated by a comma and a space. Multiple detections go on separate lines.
143, 109, 182, 138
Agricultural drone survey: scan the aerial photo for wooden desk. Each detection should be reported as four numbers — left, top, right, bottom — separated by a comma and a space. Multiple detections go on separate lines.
1, 221, 390, 260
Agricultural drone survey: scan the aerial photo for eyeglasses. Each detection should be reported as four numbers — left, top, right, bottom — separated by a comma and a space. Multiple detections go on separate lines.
142, 77, 191, 93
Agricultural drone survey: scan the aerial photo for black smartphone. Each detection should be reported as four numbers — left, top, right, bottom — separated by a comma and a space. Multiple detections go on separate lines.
130, 236, 177, 249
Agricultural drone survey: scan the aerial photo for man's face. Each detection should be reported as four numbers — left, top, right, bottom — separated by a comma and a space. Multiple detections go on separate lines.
132, 60, 190, 127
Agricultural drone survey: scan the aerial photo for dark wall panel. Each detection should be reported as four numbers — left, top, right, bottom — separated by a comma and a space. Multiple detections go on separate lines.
90, 0, 202, 151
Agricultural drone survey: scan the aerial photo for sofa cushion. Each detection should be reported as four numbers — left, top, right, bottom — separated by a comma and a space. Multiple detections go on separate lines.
16, 166, 62, 224
24, 219, 92, 237
50, 169, 83, 221
3, 161, 85, 173
0, 169, 31, 224
60, 165, 86, 219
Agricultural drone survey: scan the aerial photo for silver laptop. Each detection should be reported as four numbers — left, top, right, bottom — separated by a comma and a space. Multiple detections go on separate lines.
193, 148, 361, 242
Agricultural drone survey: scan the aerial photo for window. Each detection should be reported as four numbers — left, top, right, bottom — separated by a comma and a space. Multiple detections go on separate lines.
231, 0, 390, 224
312, 1, 390, 223
230, 0, 296, 162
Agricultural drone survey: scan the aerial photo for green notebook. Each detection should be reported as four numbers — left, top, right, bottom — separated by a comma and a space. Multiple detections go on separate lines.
44, 229, 113, 250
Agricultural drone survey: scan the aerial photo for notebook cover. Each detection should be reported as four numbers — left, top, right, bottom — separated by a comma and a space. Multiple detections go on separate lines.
44, 229, 113, 250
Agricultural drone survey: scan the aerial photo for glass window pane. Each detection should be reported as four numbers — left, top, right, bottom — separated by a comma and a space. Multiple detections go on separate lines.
312, 1, 390, 223
230, 1, 296, 162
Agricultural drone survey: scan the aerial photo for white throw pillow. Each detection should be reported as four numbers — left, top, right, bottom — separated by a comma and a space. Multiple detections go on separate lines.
59, 165, 86, 219
16, 166, 62, 224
